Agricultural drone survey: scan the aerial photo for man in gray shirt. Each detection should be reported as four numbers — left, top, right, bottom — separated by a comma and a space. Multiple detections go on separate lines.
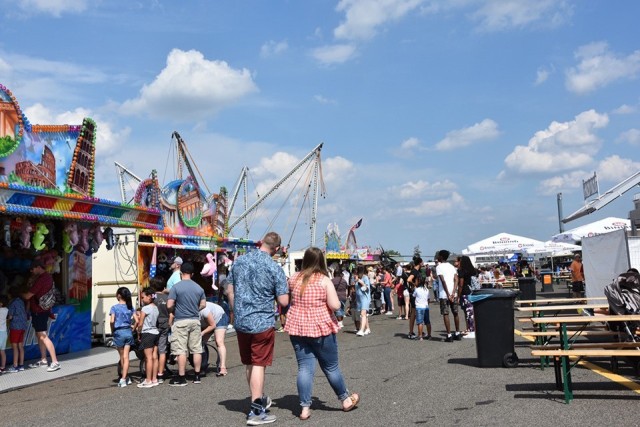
167, 262, 206, 386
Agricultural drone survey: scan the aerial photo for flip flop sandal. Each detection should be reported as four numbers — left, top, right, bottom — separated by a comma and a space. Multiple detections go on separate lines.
216, 369, 228, 377
343, 393, 360, 412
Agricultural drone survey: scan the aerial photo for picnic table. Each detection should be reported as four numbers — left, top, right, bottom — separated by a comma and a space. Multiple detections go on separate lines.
515, 296, 607, 305
530, 315, 640, 403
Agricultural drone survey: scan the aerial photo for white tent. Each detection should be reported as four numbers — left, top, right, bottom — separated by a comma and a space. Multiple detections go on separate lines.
522, 240, 581, 256
552, 217, 630, 244
463, 232, 546, 255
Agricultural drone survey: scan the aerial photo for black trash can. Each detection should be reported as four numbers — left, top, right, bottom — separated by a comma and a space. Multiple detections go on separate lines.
470, 289, 519, 368
540, 270, 554, 293
518, 277, 537, 301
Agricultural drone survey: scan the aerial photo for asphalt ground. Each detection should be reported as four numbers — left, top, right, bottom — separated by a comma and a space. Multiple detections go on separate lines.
2, 295, 640, 427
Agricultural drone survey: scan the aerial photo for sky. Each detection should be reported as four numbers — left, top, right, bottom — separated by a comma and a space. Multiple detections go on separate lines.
1, 0, 639, 257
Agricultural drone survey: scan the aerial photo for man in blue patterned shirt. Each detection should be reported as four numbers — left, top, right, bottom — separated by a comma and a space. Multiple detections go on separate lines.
228, 232, 289, 425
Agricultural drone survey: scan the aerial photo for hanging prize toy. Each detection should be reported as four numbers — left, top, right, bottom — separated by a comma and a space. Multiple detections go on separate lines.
90, 224, 104, 252
32, 222, 48, 251
103, 227, 115, 250
20, 219, 32, 249
200, 252, 219, 291
2, 218, 10, 247
77, 226, 90, 253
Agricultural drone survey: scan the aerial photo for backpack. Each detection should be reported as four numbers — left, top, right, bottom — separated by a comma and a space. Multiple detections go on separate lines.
39, 286, 57, 311
470, 275, 481, 291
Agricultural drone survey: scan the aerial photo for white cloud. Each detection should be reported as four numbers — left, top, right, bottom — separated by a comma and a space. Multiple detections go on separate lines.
322, 156, 355, 184
311, 44, 357, 65
535, 65, 554, 85
598, 155, 640, 182
120, 49, 258, 121
314, 95, 337, 105
435, 118, 500, 151
260, 40, 289, 58
565, 42, 640, 94
538, 170, 585, 195
392, 179, 457, 199
0, 51, 108, 84
617, 129, 640, 145
16, 0, 89, 17
23, 103, 130, 155
394, 137, 424, 158
334, 0, 424, 41
403, 192, 465, 216
504, 109, 608, 173
612, 104, 637, 115
470, 0, 572, 32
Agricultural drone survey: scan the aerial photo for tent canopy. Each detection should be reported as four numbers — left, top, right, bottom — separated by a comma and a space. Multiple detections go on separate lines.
463, 232, 545, 255
552, 217, 630, 244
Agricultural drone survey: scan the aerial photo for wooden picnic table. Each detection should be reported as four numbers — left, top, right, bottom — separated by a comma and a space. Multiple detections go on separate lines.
516, 296, 607, 305
530, 315, 640, 403
516, 303, 608, 312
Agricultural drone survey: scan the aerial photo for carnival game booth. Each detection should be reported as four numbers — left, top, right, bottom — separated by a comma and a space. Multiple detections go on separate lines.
92, 136, 258, 338
0, 84, 163, 360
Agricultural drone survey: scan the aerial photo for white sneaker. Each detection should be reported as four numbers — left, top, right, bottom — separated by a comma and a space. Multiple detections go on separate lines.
385, 311, 394, 315
364, 329, 371, 335
337, 321, 344, 329
46, 362, 61, 372
355, 331, 365, 336
29, 360, 48, 368
463, 332, 476, 339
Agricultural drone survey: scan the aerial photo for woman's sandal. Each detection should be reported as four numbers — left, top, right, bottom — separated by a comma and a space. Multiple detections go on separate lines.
216, 368, 228, 377
342, 393, 360, 412
300, 408, 312, 420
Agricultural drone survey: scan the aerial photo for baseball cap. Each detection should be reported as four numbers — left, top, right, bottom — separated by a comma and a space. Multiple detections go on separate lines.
172, 256, 183, 265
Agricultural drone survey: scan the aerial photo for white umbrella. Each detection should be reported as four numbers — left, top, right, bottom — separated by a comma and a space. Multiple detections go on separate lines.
551, 217, 630, 244
522, 240, 581, 256
464, 232, 546, 255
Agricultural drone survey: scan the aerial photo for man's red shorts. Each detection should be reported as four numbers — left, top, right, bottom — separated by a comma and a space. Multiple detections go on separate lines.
9, 329, 25, 344
236, 328, 275, 367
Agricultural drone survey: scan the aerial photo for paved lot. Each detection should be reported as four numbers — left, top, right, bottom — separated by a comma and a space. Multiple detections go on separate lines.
2, 296, 639, 426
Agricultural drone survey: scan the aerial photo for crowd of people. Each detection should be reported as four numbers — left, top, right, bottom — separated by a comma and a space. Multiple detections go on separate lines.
1, 231, 599, 426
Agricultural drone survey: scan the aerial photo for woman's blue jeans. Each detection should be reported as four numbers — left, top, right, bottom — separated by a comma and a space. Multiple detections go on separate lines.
290, 334, 349, 407
383, 287, 393, 311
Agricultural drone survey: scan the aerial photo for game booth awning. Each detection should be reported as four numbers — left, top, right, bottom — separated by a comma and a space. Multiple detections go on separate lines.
0, 83, 163, 361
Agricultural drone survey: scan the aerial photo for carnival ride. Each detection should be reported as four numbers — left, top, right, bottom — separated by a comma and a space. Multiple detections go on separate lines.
115, 134, 325, 248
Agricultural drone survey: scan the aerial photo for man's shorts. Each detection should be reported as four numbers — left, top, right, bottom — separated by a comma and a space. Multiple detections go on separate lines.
157, 327, 169, 354
351, 306, 362, 323
9, 329, 24, 344
439, 298, 459, 316
31, 312, 49, 333
571, 281, 585, 293
335, 300, 346, 318
170, 319, 203, 355
140, 332, 159, 350
113, 328, 135, 348
236, 328, 275, 367
415, 307, 430, 325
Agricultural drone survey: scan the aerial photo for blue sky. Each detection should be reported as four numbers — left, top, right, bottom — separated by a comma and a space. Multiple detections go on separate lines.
1, 0, 639, 257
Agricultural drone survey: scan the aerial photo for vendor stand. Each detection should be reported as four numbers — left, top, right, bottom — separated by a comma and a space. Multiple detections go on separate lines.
0, 84, 163, 360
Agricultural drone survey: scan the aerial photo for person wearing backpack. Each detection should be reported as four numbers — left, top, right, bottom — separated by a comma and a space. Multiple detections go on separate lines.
23, 259, 60, 372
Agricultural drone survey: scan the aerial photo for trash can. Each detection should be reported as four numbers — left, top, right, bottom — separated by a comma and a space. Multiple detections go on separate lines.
540, 270, 554, 293
517, 277, 537, 301
470, 289, 519, 368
